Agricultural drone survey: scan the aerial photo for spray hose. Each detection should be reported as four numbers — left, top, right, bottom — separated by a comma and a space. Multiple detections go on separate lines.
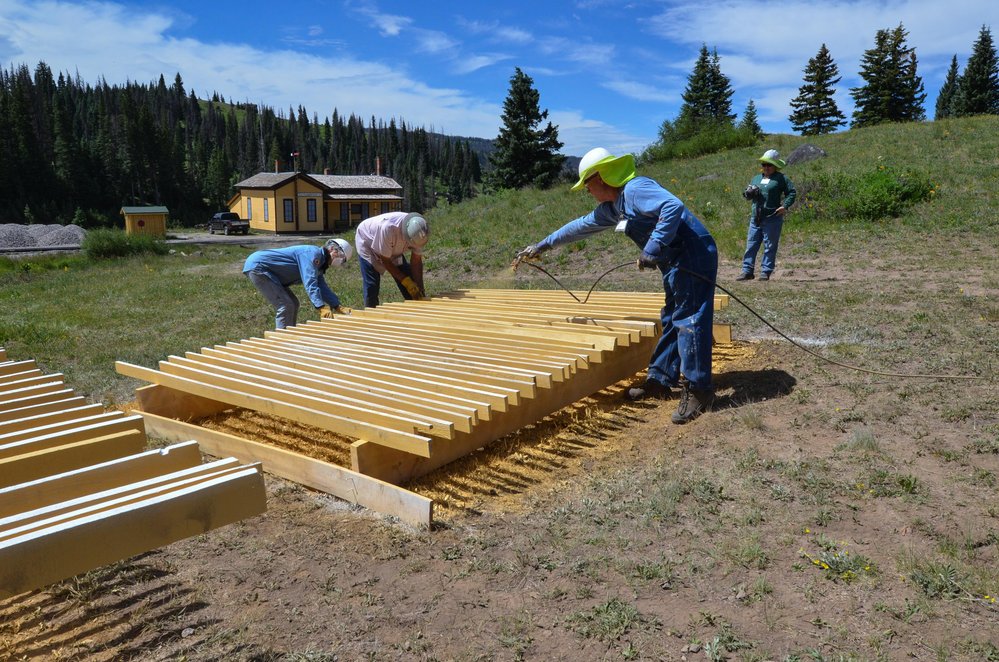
514, 259, 987, 381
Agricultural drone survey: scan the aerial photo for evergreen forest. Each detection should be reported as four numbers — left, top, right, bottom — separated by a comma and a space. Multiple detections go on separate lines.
0, 62, 483, 227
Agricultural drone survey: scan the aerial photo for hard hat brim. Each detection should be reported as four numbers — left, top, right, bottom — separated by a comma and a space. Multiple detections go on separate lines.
571, 154, 637, 191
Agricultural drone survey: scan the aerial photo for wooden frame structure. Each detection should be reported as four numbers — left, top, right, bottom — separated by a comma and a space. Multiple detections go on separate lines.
0, 351, 267, 599
118, 289, 731, 527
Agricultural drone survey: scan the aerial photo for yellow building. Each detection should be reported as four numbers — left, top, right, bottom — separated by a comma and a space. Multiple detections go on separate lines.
120, 206, 168, 237
228, 172, 404, 234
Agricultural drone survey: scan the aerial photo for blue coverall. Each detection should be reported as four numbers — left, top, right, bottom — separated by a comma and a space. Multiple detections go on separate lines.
243, 245, 341, 329
536, 176, 718, 391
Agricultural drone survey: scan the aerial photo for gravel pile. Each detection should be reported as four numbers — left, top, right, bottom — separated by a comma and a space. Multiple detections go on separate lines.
0, 224, 87, 249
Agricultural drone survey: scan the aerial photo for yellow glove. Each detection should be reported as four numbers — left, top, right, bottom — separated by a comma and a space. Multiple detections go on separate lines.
400, 276, 424, 300
334, 305, 352, 315
318, 305, 335, 319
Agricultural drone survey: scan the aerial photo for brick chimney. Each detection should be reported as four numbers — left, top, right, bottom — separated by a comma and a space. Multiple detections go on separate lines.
274, 159, 279, 173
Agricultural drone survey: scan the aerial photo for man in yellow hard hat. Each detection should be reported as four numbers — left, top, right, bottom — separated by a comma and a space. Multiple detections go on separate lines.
518, 148, 718, 424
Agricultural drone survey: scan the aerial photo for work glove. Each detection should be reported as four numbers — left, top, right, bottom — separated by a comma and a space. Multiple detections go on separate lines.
516, 244, 544, 260
334, 305, 352, 315
318, 305, 335, 319
637, 252, 660, 270
400, 276, 424, 300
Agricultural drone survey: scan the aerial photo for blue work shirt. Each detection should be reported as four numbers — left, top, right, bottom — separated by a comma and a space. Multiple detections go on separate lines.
243, 245, 340, 308
536, 176, 715, 270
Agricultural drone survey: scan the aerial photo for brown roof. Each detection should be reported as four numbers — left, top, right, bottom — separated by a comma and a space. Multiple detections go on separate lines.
234, 172, 402, 194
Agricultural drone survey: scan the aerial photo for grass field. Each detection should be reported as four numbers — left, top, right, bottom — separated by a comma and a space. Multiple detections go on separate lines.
1, 116, 997, 660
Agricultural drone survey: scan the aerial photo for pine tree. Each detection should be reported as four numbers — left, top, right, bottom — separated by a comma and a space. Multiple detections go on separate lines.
935, 56, 960, 120
678, 44, 734, 129
789, 44, 847, 135
953, 25, 999, 116
487, 67, 564, 190
850, 24, 926, 128
738, 99, 763, 138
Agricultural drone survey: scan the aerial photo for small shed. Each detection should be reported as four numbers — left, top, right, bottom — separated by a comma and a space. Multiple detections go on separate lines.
121, 206, 169, 237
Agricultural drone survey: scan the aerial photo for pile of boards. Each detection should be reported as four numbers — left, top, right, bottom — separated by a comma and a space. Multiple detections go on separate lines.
0, 348, 267, 599
117, 289, 731, 528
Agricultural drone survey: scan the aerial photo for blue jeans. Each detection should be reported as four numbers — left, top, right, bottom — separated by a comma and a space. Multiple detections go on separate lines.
646, 243, 718, 392
246, 269, 299, 329
741, 213, 784, 276
359, 255, 415, 308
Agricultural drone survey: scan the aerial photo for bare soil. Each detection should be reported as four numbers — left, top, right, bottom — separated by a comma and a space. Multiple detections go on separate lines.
1, 238, 997, 662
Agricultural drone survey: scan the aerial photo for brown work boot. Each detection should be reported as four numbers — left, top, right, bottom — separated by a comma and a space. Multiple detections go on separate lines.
671, 381, 714, 424
626, 380, 674, 401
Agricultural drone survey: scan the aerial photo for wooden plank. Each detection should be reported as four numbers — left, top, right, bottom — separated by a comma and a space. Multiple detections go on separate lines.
0, 458, 248, 540
278, 326, 571, 384
0, 415, 145, 462
260, 336, 538, 405
303, 320, 592, 371
156, 358, 456, 440
0, 404, 107, 436
0, 441, 203, 518
0, 429, 147, 489
139, 412, 432, 528
231, 338, 516, 410
199, 345, 493, 421
0, 369, 44, 385
0, 360, 36, 377
0, 389, 77, 415
185, 350, 479, 430
0, 377, 65, 397
261, 332, 544, 394
0, 382, 69, 404
134, 384, 232, 421
117, 362, 433, 457
0, 396, 89, 423
0, 349, 6, 361
0, 465, 266, 599
0, 411, 125, 447
352, 335, 657, 485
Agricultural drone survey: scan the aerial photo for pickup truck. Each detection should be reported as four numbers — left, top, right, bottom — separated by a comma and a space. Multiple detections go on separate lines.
208, 212, 250, 235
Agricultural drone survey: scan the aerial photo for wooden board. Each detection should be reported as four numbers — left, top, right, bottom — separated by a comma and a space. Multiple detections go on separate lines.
120, 289, 734, 500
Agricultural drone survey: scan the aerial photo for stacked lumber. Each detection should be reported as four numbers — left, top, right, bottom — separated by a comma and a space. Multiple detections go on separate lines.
0, 351, 267, 599
117, 289, 732, 527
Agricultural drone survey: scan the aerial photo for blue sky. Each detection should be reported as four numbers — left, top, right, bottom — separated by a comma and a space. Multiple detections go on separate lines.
0, 0, 996, 157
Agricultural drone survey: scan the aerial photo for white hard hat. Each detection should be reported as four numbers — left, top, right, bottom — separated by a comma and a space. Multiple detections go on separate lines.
324, 237, 353, 266
402, 212, 429, 248
578, 147, 613, 180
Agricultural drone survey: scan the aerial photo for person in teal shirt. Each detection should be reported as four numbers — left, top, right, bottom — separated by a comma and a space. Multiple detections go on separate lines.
737, 149, 797, 281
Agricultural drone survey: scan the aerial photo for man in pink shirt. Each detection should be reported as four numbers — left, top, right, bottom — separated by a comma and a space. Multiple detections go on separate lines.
354, 211, 430, 308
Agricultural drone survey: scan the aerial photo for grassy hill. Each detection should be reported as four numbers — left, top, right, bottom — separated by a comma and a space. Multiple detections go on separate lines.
1, 116, 997, 660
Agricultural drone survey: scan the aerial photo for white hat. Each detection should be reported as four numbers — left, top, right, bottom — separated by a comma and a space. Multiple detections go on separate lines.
324, 237, 353, 266
402, 212, 429, 248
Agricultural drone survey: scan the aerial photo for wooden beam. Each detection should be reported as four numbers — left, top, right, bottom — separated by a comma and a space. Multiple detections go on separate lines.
0, 441, 203, 518
0, 464, 266, 599
0, 369, 44, 385
0, 415, 145, 462
0, 404, 109, 436
0, 389, 77, 415
0, 378, 65, 397
0, 396, 89, 423
0, 411, 126, 447
134, 384, 232, 421
0, 429, 147, 489
139, 412, 431, 528
117, 362, 433, 457
0, 360, 36, 377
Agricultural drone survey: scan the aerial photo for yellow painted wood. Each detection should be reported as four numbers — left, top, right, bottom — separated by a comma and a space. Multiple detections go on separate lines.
0, 411, 125, 447
199, 344, 493, 421
0, 396, 88, 423
157, 358, 456, 440
234, 339, 519, 416
0, 441, 203, 518
0, 429, 147, 489
1, 457, 245, 535
185, 350, 479, 429
0, 465, 266, 599
117, 362, 434, 457
140, 413, 432, 528
0, 389, 77, 414
0, 404, 106, 436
